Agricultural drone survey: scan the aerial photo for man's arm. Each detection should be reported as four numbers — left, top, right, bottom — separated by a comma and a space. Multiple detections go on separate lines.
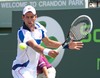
42, 36, 83, 50
27, 39, 58, 58
27, 39, 44, 53
42, 66, 49, 78
42, 36, 61, 48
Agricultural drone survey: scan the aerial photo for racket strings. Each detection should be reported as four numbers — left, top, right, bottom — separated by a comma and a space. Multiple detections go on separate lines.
70, 21, 92, 40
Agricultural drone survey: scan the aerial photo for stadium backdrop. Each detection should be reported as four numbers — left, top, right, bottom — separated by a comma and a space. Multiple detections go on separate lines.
0, 0, 100, 78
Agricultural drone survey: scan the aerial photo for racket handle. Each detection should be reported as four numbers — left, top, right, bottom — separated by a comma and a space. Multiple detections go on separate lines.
55, 45, 63, 53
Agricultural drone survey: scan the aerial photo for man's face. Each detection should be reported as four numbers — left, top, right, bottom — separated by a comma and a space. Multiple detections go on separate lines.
22, 11, 37, 28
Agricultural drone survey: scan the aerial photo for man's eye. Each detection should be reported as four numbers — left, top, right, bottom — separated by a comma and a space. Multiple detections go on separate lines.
31, 16, 34, 18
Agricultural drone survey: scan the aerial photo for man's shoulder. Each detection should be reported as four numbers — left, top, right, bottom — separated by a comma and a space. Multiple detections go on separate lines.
35, 22, 47, 32
17, 26, 30, 34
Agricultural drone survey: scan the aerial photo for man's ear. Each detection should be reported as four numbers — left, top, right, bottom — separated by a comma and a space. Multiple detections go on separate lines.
22, 15, 24, 21
34, 14, 37, 19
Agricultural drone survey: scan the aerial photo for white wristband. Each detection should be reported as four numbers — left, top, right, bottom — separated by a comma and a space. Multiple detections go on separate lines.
43, 48, 51, 55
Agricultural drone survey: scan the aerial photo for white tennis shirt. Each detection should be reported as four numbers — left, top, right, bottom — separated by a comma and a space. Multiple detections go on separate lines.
12, 22, 47, 71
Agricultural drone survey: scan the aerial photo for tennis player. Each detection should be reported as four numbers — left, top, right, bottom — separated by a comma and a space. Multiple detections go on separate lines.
12, 5, 83, 78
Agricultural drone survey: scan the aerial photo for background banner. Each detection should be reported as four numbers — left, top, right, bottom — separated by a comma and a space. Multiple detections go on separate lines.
0, 0, 87, 28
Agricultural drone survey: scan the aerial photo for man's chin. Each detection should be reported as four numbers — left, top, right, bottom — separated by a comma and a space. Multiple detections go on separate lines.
28, 24, 33, 27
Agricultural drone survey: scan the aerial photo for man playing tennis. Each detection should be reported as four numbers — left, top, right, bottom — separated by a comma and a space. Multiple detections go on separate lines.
12, 5, 83, 78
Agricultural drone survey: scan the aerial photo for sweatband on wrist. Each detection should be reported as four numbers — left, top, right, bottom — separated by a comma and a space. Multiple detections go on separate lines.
43, 48, 51, 55
63, 43, 69, 49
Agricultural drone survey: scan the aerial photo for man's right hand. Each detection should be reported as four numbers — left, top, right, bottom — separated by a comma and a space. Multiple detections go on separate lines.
48, 50, 59, 58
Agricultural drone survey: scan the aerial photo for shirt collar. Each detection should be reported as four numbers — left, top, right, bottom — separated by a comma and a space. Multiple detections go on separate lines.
23, 22, 31, 31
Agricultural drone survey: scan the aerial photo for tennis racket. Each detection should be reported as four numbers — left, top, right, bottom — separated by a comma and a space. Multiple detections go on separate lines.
56, 15, 93, 52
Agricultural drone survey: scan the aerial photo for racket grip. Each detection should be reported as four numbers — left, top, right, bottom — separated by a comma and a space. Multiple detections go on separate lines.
55, 45, 63, 53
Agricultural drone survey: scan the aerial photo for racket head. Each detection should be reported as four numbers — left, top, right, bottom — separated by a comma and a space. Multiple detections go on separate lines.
69, 15, 93, 40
